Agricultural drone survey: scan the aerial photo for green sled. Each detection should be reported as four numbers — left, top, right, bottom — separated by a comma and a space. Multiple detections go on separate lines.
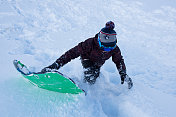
13, 60, 85, 94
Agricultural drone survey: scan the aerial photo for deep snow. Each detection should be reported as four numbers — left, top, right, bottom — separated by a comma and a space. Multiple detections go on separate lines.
0, 0, 176, 117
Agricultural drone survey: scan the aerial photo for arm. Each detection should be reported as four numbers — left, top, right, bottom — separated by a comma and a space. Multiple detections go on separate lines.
56, 38, 92, 67
41, 38, 93, 72
112, 47, 126, 75
112, 47, 133, 89
56, 44, 81, 67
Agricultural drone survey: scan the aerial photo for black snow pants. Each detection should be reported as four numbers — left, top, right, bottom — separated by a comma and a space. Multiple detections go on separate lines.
81, 59, 101, 85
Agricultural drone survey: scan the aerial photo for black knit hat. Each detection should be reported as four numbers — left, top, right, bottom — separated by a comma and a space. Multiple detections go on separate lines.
101, 21, 116, 34
99, 21, 117, 44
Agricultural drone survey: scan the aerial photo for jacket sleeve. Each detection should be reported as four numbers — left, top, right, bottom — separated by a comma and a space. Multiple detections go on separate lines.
56, 39, 92, 67
112, 47, 126, 75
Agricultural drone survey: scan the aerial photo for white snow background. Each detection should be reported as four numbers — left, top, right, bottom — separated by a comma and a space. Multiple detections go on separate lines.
0, 0, 176, 117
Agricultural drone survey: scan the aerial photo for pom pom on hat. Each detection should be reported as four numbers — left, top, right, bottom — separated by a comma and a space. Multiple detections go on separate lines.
105, 21, 115, 30
100, 21, 116, 35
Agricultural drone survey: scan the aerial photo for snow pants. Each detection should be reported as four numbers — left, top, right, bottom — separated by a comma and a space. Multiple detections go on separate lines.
81, 59, 101, 84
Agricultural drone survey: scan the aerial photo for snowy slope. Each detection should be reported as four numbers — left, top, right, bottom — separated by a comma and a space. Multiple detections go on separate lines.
0, 0, 176, 117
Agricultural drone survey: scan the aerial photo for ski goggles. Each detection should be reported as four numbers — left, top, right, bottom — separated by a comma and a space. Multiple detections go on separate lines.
98, 36, 116, 52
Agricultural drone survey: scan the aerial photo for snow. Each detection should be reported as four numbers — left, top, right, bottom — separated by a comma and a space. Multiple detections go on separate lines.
0, 0, 176, 117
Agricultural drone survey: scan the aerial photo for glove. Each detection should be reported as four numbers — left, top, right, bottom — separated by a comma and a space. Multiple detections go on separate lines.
41, 62, 61, 73
120, 74, 126, 84
120, 74, 133, 89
